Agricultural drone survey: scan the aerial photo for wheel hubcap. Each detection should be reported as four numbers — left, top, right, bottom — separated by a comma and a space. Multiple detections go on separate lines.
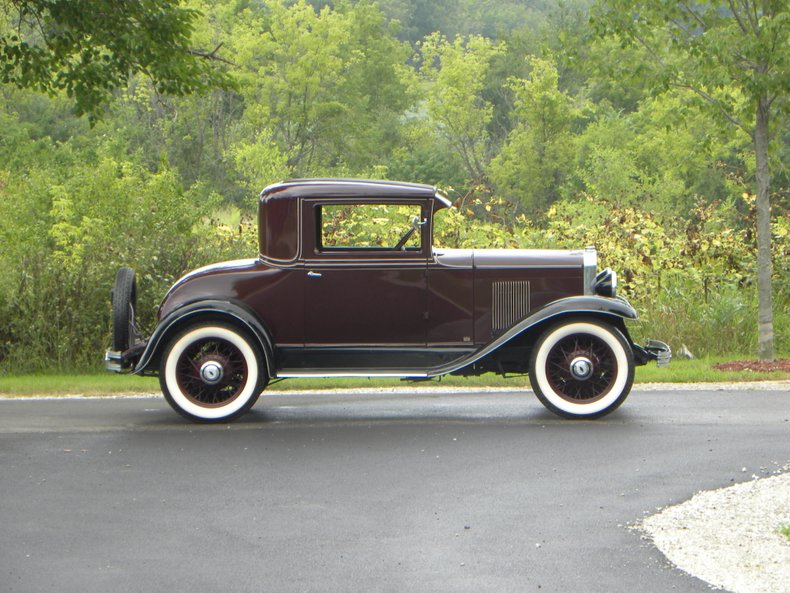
200, 361, 224, 385
569, 356, 593, 380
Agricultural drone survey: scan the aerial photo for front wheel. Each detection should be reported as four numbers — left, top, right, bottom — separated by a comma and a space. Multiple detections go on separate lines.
159, 323, 267, 422
529, 319, 634, 419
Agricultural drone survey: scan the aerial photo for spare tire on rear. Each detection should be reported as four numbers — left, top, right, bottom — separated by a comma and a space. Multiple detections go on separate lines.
112, 267, 138, 351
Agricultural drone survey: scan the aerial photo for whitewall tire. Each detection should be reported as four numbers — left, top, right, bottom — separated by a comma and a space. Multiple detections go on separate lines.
159, 323, 266, 422
528, 319, 634, 419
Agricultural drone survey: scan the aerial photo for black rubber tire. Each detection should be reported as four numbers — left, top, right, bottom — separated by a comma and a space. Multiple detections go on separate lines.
158, 323, 267, 423
112, 267, 137, 351
528, 318, 634, 419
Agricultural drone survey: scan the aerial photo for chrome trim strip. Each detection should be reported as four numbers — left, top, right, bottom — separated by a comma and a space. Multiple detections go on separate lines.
476, 264, 579, 269
296, 344, 472, 350
583, 246, 597, 295
257, 257, 304, 269
171, 259, 260, 285
262, 179, 437, 195
302, 260, 427, 266
277, 370, 430, 378
302, 260, 580, 269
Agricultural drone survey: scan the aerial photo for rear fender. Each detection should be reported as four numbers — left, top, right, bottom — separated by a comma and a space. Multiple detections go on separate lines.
133, 300, 276, 377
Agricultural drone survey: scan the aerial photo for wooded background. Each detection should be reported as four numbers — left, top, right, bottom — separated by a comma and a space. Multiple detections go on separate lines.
0, 0, 786, 372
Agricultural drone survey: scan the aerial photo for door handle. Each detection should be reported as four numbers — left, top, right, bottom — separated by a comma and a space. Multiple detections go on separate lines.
307, 271, 322, 278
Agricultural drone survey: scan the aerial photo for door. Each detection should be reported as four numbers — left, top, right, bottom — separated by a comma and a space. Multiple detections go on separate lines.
303, 200, 428, 346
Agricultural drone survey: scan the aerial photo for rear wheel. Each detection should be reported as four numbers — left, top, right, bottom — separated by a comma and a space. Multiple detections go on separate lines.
529, 319, 634, 419
112, 267, 137, 351
159, 323, 266, 422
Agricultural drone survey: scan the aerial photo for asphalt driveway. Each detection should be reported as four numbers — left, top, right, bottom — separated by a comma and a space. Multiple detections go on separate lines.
1, 386, 788, 593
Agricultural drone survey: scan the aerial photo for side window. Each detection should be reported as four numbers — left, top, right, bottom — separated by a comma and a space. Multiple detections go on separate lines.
319, 203, 423, 251
260, 197, 299, 261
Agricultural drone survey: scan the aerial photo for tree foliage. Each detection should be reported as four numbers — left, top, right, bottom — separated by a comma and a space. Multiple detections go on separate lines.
0, 0, 231, 119
419, 33, 504, 183
490, 57, 577, 211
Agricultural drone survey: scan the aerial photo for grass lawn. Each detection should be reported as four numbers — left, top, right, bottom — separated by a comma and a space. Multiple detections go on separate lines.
0, 356, 787, 397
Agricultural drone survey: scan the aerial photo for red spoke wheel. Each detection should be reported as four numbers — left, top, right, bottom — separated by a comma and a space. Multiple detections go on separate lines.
529, 319, 634, 419
160, 324, 266, 422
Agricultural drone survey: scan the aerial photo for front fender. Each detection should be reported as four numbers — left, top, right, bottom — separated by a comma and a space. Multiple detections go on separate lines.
515, 295, 637, 328
133, 300, 276, 377
428, 296, 637, 377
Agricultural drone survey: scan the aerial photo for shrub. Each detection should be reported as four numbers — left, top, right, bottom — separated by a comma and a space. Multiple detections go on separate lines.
0, 157, 235, 372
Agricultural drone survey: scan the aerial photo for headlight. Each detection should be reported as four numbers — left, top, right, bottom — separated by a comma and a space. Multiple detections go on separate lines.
594, 268, 617, 298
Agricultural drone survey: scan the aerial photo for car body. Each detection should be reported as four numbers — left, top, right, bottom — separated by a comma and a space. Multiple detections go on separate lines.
106, 178, 670, 421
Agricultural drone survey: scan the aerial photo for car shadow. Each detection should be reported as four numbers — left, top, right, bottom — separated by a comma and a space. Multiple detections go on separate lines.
147, 390, 634, 428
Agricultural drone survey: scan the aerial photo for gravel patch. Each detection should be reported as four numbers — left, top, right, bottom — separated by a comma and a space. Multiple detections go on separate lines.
640, 471, 790, 593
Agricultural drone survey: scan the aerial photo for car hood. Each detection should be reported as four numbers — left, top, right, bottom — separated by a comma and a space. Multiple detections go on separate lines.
433, 248, 586, 269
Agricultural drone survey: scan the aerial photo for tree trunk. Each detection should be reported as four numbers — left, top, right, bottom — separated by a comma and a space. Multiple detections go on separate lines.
754, 96, 774, 360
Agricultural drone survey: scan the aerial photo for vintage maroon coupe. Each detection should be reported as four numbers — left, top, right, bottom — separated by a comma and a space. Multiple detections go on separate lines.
106, 179, 669, 422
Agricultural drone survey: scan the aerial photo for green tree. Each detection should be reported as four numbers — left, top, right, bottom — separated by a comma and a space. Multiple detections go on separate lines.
593, 0, 788, 359
489, 57, 577, 212
227, 0, 412, 176
566, 92, 750, 216
418, 33, 504, 184
0, 0, 230, 120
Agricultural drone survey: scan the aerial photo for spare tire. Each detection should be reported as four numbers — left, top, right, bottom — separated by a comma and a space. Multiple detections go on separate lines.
112, 267, 137, 351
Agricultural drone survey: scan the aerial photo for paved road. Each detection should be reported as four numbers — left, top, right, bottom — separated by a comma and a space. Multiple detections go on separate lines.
1, 387, 788, 593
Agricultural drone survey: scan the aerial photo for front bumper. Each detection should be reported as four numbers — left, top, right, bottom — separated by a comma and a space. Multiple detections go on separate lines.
632, 339, 671, 367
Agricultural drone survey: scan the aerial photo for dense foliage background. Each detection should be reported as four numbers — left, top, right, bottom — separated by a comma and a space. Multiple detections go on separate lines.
0, 0, 787, 372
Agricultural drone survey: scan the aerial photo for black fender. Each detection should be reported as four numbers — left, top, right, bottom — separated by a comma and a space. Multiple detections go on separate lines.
510, 295, 637, 329
428, 295, 637, 377
133, 300, 276, 377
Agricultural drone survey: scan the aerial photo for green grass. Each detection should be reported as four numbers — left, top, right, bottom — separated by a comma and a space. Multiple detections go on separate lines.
780, 525, 790, 543
0, 373, 162, 396
0, 356, 786, 397
635, 356, 789, 383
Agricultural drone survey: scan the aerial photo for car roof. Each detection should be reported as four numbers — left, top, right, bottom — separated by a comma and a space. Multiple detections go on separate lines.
260, 178, 451, 207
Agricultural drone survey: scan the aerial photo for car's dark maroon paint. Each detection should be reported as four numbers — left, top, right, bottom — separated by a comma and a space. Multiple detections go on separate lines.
107, 178, 670, 422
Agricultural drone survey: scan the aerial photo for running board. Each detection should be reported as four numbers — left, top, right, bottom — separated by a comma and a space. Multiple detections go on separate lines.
276, 370, 430, 378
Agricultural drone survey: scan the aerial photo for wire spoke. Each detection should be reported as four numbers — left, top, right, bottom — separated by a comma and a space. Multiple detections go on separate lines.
545, 332, 616, 402
175, 336, 248, 407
